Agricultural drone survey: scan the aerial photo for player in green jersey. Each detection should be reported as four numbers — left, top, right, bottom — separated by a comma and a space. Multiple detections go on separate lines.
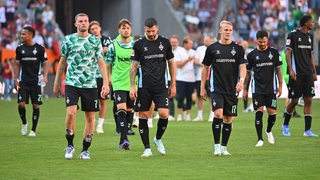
53, 13, 110, 160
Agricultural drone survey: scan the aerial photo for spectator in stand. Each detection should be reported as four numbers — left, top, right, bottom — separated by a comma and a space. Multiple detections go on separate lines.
41, 4, 54, 32
5, 0, 17, 24
25, 0, 36, 25
198, 5, 211, 30
0, 2, 6, 28
237, 9, 250, 40
33, 29, 45, 47
2, 59, 14, 101
286, 13, 298, 32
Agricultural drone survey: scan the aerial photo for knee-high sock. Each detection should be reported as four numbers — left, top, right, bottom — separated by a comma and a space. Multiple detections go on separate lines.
117, 109, 128, 142
113, 102, 119, 132
18, 106, 27, 124
255, 111, 263, 141
126, 110, 134, 130
283, 111, 292, 125
212, 118, 222, 144
31, 108, 40, 132
156, 118, 168, 139
221, 122, 232, 146
305, 115, 312, 131
82, 133, 93, 152
266, 114, 276, 132
139, 118, 150, 149
65, 129, 74, 146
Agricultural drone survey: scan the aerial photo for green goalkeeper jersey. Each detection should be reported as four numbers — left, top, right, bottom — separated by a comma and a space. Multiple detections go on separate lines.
61, 33, 103, 88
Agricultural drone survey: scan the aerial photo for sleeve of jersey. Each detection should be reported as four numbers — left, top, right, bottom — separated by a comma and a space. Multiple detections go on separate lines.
238, 46, 246, 64
95, 38, 104, 59
202, 47, 212, 66
131, 43, 139, 62
42, 47, 48, 63
60, 37, 68, 57
166, 40, 174, 60
15, 47, 21, 61
246, 52, 253, 70
285, 33, 293, 49
105, 44, 115, 64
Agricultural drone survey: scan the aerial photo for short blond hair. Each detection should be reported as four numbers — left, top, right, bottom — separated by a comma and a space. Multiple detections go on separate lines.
219, 20, 233, 29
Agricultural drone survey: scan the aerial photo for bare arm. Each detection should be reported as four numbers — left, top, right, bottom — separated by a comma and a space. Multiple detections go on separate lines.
200, 65, 209, 100
168, 58, 176, 98
276, 66, 283, 97
130, 61, 139, 100
175, 55, 195, 68
42, 61, 49, 84
236, 63, 247, 93
97, 57, 110, 98
53, 56, 67, 97
13, 60, 21, 90
242, 70, 251, 101
286, 48, 295, 80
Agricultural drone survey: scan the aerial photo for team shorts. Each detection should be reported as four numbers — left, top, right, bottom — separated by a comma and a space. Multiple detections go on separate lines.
96, 78, 110, 100
113, 90, 134, 108
17, 84, 43, 105
135, 88, 168, 112
210, 92, 238, 116
65, 85, 99, 112
288, 74, 315, 99
252, 93, 277, 110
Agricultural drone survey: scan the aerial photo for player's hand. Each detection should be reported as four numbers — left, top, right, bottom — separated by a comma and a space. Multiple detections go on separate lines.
236, 80, 243, 93
130, 86, 137, 100
101, 85, 110, 98
53, 82, 61, 97
200, 88, 207, 101
14, 79, 20, 91
289, 69, 296, 81
168, 84, 176, 98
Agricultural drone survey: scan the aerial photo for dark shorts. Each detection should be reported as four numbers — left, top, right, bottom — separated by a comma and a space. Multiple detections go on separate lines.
288, 74, 315, 99
252, 93, 277, 110
210, 92, 238, 116
135, 88, 168, 111
17, 84, 43, 105
65, 85, 99, 112
113, 90, 134, 108
96, 78, 109, 100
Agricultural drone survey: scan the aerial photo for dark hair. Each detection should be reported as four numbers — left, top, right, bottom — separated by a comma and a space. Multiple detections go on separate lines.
256, 30, 268, 39
300, 15, 312, 27
23, 26, 35, 37
144, 18, 157, 27
118, 18, 132, 29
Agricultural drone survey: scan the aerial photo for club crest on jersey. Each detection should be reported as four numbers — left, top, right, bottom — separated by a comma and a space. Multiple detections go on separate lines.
22, 50, 25, 54
268, 52, 273, 59
33, 47, 37, 55
144, 47, 148, 51
256, 56, 260, 60
231, 47, 236, 56
159, 42, 164, 51
298, 38, 301, 42
216, 50, 220, 54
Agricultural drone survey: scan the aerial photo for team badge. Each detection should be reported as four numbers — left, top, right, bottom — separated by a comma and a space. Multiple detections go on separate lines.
159, 42, 164, 51
268, 52, 273, 59
144, 47, 148, 51
256, 56, 260, 60
231, 47, 236, 56
216, 50, 220, 54
33, 47, 37, 55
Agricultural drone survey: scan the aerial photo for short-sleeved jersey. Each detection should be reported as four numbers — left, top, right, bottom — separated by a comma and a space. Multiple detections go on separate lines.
61, 33, 103, 88
132, 36, 174, 89
106, 39, 134, 91
247, 47, 282, 94
286, 29, 313, 76
15, 43, 48, 85
202, 41, 246, 95
95, 35, 112, 78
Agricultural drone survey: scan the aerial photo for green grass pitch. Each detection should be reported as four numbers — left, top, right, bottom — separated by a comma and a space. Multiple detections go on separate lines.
0, 98, 319, 179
